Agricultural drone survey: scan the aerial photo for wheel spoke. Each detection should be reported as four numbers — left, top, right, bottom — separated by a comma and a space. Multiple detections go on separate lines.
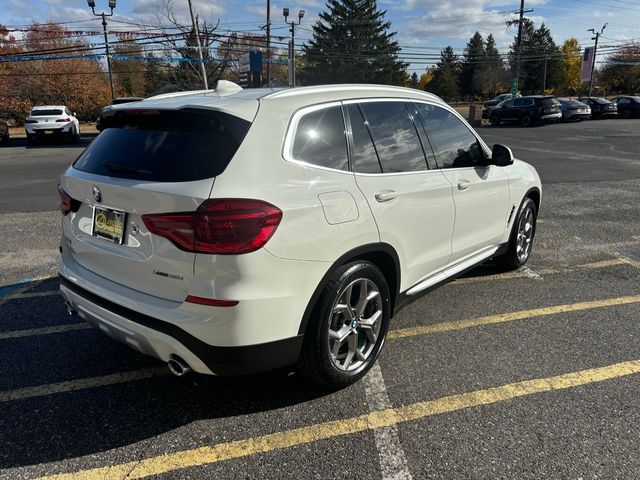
354, 279, 369, 317
341, 334, 357, 370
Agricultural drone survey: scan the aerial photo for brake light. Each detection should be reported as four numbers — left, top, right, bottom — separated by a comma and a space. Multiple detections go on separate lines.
58, 185, 81, 215
142, 199, 283, 254
56, 118, 71, 123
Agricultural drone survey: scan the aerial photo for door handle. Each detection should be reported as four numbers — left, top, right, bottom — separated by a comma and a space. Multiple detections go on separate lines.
375, 190, 398, 203
457, 180, 471, 191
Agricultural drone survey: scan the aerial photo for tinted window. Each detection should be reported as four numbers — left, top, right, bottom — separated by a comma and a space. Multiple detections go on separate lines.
541, 98, 560, 107
73, 108, 251, 182
292, 106, 348, 171
358, 102, 427, 173
415, 103, 486, 169
346, 104, 382, 174
514, 99, 526, 106
31, 109, 63, 116
502, 100, 515, 108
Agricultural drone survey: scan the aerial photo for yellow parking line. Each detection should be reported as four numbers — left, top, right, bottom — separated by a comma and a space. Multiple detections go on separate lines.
615, 252, 640, 270
39, 359, 640, 480
0, 323, 91, 341
453, 257, 627, 285
387, 294, 640, 340
0, 367, 168, 403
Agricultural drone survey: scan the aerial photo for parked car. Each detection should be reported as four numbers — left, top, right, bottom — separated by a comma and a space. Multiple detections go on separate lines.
489, 95, 562, 126
612, 96, 640, 118
482, 93, 520, 118
58, 82, 541, 388
0, 117, 8, 143
24, 105, 80, 144
577, 97, 617, 118
559, 99, 591, 121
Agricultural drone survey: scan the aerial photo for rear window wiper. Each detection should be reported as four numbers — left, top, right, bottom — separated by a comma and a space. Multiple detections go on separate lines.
103, 161, 153, 175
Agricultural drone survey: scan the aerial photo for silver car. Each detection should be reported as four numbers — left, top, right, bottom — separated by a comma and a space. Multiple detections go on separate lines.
559, 99, 591, 122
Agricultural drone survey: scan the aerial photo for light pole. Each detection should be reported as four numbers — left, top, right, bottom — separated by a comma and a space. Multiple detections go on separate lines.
283, 8, 304, 87
587, 23, 607, 97
87, 0, 116, 101
187, 0, 208, 90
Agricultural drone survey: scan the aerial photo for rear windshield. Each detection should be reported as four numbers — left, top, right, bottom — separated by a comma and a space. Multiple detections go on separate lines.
590, 98, 610, 104
541, 98, 560, 107
73, 108, 251, 182
31, 109, 63, 116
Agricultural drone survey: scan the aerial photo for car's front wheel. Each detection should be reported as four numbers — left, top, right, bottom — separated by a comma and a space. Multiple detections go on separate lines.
521, 114, 532, 127
496, 197, 537, 270
298, 261, 391, 388
490, 115, 500, 126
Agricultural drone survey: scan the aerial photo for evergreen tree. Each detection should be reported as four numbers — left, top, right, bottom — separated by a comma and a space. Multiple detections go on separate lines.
410, 71, 419, 88
459, 32, 484, 98
300, 0, 408, 85
427, 46, 460, 101
474, 34, 509, 97
509, 20, 562, 94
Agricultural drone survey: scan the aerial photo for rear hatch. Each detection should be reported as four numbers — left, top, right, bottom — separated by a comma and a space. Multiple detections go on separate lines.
541, 98, 561, 114
27, 108, 66, 130
60, 107, 253, 301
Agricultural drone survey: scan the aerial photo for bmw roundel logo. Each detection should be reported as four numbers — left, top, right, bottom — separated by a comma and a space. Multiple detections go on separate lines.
92, 185, 102, 203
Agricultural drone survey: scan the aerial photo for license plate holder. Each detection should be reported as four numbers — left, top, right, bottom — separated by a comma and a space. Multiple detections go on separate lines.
92, 206, 127, 244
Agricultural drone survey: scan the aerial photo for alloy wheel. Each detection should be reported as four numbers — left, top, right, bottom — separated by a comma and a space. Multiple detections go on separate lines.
327, 278, 382, 372
516, 206, 535, 263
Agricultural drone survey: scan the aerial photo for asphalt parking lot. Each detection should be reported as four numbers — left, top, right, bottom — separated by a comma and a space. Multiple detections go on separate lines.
1, 120, 639, 479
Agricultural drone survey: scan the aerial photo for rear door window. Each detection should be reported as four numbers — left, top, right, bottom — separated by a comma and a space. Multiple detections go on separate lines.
358, 101, 428, 173
346, 104, 382, 174
73, 108, 250, 182
291, 105, 348, 171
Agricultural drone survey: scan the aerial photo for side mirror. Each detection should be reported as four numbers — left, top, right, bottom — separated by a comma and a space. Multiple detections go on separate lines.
491, 144, 514, 166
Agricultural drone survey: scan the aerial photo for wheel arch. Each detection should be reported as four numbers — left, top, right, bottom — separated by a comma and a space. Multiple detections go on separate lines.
297, 243, 401, 336
524, 187, 541, 213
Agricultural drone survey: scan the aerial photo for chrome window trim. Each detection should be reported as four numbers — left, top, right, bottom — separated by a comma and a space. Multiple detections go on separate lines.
282, 101, 352, 174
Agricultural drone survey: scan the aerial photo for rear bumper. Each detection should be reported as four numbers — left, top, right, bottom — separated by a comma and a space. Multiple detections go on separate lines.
59, 275, 304, 375
541, 112, 562, 120
25, 125, 73, 136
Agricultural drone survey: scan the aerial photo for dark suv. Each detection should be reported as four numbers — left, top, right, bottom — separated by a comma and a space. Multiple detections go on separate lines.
489, 96, 562, 127
613, 96, 640, 119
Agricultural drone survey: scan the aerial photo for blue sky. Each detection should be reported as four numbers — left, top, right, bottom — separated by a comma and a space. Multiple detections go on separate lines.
2, 0, 639, 70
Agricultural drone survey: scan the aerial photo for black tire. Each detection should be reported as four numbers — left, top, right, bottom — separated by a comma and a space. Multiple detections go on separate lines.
496, 197, 537, 270
26, 135, 36, 146
298, 261, 391, 388
520, 115, 531, 127
490, 115, 500, 126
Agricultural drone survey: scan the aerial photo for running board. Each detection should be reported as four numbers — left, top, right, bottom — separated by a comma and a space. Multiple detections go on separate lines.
406, 245, 500, 296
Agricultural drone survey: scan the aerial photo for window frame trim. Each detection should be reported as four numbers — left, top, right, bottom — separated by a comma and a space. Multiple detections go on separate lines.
282, 101, 352, 174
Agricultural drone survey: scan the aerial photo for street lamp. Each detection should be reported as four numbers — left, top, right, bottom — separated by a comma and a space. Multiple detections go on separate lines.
587, 23, 607, 97
87, 0, 116, 101
283, 8, 304, 87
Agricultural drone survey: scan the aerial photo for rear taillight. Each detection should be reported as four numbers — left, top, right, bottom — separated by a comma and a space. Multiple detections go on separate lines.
58, 185, 81, 215
142, 199, 283, 254
56, 118, 71, 123
25, 119, 37, 124
185, 295, 239, 307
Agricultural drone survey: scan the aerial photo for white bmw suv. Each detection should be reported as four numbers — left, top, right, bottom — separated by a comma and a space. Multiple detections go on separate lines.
25, 105, 80, 144
58, 82, 541, 388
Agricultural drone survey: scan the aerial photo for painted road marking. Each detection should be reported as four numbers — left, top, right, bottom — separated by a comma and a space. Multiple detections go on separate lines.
0, 367, 168, 403
0, 261, 57, 305
39, 359, 640, 480
387, 294, 640, 340
2, 294, 639, 403
0, 323, 91, 341
362, 363, 413, 480
13, 290, 61, 299
453, 257, 628, 285
615, 251, 640, 270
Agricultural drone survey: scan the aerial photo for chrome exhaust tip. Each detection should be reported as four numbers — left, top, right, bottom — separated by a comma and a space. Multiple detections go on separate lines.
167, 355, 191, 377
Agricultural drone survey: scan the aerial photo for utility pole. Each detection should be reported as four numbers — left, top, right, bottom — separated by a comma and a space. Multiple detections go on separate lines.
542, 49, 548, 93
588, 23, 607, 97
187, 0, 208, 90
507, 0, 533, 97
283, 8, 304, 87
87, 0, 116, 101
266, 0, 271, 87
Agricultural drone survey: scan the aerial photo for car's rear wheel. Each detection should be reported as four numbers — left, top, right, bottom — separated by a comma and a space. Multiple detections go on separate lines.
490, 115, 500, 126
496, 197, 537, 270
520, 115, 531, 127
298, 261, 390, 388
